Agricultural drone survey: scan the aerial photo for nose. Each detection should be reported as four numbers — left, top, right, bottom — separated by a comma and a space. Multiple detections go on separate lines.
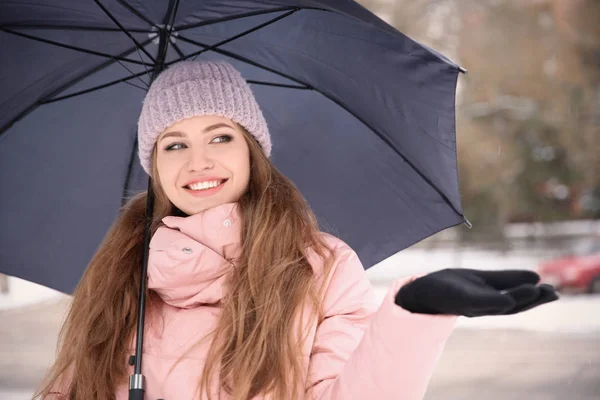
187, 146, 214, 172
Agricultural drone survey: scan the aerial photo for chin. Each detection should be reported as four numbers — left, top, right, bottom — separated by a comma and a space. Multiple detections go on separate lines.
185, 200, 223, 215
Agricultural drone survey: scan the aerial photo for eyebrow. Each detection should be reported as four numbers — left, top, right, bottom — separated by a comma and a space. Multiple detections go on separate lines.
159, 123, 235, 142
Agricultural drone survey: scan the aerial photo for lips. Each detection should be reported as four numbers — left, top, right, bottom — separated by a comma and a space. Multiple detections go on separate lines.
182, 179, 227, 198
185, 179, 226, 191
182, 177, 228, 191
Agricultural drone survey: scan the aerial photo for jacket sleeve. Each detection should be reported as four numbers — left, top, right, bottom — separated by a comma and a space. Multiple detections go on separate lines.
306, 245, 456, 400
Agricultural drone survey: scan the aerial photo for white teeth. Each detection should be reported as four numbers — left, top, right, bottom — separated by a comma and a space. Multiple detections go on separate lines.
187, 180, 223, 191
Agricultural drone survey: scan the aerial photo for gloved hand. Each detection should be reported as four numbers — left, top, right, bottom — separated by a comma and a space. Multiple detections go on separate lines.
394, 268, 558, 317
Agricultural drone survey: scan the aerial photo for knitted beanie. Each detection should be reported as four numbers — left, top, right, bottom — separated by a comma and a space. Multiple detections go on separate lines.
137, 60, 271, 175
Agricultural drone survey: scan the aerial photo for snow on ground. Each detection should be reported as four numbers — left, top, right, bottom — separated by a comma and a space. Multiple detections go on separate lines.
366, 247, 545, 284
0, 277, 64, 310
0, 390, 33, 400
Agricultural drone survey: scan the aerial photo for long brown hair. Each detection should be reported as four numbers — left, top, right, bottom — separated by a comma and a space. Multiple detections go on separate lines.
35, 127, 333, 399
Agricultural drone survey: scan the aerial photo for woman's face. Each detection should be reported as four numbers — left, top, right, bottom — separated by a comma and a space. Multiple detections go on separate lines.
155, 115, 250, 215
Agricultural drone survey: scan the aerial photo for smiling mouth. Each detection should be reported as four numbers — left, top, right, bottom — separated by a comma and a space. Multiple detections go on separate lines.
184, 179, 227, 191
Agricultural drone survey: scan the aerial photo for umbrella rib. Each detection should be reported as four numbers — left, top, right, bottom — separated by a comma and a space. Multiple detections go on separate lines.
121, 136, 140, 208
119, 56, 150, 89
0, 24, 152, 33
116, 0, 156, 27
41, 69, 151, 104
0, 28, 150, 66
246, 80, 309, 89
123, 80, 148, 92
167, 0, 181, 30
177, 36, 466, 222
163, 0, 182, 59
121, 0, 180, 208
110, 0, 155, 87
0, 39, 153, 138
176, 34, 312, 88
166, 9, 299, 63
148, 0, 178, 79
174, 7, 301, 31
93, 0, 156, 63
113, 50, 150, 89
171, 41, 186, 59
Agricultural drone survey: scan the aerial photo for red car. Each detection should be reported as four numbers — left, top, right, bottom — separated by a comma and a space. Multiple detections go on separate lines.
537, 236, 600, 293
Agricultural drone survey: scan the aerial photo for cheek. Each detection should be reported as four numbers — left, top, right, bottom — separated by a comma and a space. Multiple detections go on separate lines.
156, 155, 178, 189
223, 142, 250, 180
238, 148, 251, 184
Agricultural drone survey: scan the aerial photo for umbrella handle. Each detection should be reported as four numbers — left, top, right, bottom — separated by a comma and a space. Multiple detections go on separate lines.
129, 391, 164, 400
129, 388, 145, 400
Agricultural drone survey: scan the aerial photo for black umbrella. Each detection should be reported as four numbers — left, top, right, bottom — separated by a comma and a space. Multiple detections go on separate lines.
0, 1, 469, 398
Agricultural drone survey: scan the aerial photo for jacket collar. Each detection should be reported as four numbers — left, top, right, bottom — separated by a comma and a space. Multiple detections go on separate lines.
161, 202, 242, 261
148, 202, 242, 308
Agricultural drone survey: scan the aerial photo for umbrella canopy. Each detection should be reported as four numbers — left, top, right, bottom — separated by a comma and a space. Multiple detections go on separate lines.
0, 0, 468, 294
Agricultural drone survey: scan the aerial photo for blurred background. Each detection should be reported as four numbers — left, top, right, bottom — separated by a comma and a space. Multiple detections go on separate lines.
1, 0, 599, 399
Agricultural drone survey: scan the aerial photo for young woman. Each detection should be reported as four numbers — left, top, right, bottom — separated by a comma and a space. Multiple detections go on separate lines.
36, 61, 557, 400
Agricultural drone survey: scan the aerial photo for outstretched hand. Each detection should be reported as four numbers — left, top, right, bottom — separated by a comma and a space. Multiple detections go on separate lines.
394, 268, 559, 317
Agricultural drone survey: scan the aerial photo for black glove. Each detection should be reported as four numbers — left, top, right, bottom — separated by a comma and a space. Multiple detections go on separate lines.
394, 268, 559, 317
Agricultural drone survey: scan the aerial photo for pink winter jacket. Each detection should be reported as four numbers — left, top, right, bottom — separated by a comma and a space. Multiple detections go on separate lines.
51, 203, 456, 399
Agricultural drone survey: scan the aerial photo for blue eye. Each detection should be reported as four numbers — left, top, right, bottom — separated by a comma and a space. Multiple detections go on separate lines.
165, 143, 186, 151
211, 135, 233, 144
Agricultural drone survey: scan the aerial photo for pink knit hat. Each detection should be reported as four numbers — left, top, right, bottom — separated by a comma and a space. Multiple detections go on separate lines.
137, 60, 271, 175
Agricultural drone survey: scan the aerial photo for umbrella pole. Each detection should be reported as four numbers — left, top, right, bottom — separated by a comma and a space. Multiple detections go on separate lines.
129, 177, 155, 400
128, 3, 174, 397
